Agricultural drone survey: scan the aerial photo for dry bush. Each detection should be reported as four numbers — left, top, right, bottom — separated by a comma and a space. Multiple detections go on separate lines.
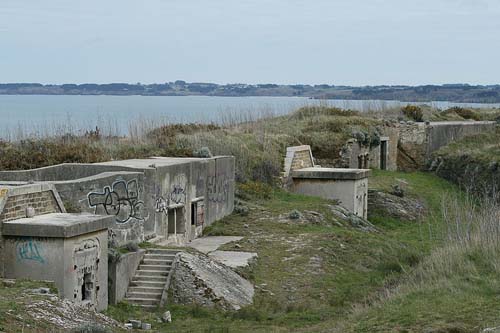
443, 107, 481, 121
401, 105, 424, 122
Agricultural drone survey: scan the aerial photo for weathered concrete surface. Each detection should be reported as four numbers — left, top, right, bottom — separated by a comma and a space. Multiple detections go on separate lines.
108, 249, 145, 305
4, 229, 109, 311
188, 236, 243, 254
0, 156, 236, 246
291, 177, 369, 219
291, 167, 371, 180
170, 252, 254, 310
425, 121, 496, 155
397, 120, 496, 171
3, 213, 113, 238
208, 251, 258, 268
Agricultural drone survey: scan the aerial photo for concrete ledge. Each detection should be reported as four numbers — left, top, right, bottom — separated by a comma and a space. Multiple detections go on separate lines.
291, 167, 372, 180
3, 213, 114, 238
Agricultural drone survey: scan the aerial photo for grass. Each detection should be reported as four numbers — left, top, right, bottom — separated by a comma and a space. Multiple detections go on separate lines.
106, 170, 462, 332
336, 193, 500, 333
0, 279, 61, 332
433, 126, 500, 198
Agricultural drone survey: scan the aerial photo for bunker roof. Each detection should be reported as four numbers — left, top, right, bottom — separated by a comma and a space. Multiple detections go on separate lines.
94, 156, 229, 169
2, 213, 114, 238
291, 167, 371, 180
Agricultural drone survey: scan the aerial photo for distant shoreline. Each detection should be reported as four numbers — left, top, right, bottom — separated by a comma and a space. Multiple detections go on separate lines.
2, 82, 500, 103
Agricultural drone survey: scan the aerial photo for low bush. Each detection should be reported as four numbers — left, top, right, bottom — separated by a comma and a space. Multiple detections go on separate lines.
444, 107, 481, 120
238, 182, 273, 200
401, 105, 424, 122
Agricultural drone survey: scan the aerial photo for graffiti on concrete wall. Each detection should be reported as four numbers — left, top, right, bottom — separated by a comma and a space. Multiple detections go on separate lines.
207, 175, 229, 203
170, 174, 187, 205
155, 174, 187, 214
87, 179, 147, 223
155, 196, 168, 215
16, 237, 45, 264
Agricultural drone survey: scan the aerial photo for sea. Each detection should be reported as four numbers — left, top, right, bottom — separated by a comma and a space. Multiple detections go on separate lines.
0, 95, 498, 139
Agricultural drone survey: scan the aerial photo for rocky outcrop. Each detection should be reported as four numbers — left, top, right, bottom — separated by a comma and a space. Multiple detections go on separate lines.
170, 252, 254, 311
328, 204, 378, 232
368, 189, 426, 221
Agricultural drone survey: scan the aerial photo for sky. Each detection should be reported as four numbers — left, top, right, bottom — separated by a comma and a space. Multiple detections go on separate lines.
1, 0, 500, 86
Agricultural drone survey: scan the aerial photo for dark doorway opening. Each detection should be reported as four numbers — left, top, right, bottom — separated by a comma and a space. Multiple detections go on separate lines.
82, 273, 92, 301
380, 140, 387, 170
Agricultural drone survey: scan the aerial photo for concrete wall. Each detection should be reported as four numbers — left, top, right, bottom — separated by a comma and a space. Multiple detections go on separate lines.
52, 171, 148, 246
291, 178, 368, 218
396, 121, 496, 171
0, 184, 66, 277
3, 229, 108, 311
339, 126, 399, 172
0, 156, 235, 246
425, 121, 497, 156
108, 249, 145, 305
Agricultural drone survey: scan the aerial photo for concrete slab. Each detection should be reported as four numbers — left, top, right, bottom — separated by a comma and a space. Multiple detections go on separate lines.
291, 167, 371, 180
208, 251, 258, 268
188, 236, 243, 253
3, 213, 114, 238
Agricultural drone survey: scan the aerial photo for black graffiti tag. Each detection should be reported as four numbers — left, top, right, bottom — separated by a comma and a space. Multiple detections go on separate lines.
88, 179, 147, 223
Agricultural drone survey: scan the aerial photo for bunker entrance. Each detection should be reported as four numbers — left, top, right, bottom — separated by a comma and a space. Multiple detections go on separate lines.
167, 206, 186, 237
380, 140, 388, 170
191, 200, 205, 227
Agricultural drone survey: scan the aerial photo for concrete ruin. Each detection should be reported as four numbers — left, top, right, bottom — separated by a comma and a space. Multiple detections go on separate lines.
339, 120, 496, 171
283, 145, 371, 219
0, 156, 235, 246
0, 156, 236, 311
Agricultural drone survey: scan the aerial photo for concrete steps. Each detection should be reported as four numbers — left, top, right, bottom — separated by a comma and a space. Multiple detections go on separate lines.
124, 249, 179, 308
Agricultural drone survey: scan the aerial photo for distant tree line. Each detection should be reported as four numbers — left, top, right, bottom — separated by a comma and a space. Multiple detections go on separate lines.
1, 82, 500, 103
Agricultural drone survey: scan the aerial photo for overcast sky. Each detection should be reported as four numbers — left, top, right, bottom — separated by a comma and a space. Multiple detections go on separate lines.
1, 0, 500, 85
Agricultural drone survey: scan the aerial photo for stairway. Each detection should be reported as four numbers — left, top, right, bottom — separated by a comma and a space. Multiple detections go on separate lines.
124, 249, 178, 308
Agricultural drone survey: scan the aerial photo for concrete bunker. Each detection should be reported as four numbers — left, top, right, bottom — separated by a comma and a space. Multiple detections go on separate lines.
0, 155, 236, 311
0, 183, 113, 311
339, 120, 496, 172
0, 156, 235, 246
283, 145, 371, 219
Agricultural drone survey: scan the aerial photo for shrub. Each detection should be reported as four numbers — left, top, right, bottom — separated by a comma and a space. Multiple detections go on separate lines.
289, 209, 302, 220
123, 241, 139, 252
193, 146, 213, 158
401, 105, 424, 122
108, 248, 121, 263
238, 182, 273, 200
444, 107, 480, 121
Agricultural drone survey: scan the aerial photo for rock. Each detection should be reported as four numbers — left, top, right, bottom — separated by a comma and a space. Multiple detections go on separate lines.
170, 252, 254, 311
129, 320, 141, 329
243, 224, 250, 228
234, 243, 242, 249
162, 311, 172, 323
141, 322, 152, 330
328, 205, 377, 232
1, 279, 15, 287
31, 287, 51, 294
368, 189, 426, 221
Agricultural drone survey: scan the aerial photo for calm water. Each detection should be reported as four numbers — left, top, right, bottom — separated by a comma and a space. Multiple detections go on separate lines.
0, 95, 498, 139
